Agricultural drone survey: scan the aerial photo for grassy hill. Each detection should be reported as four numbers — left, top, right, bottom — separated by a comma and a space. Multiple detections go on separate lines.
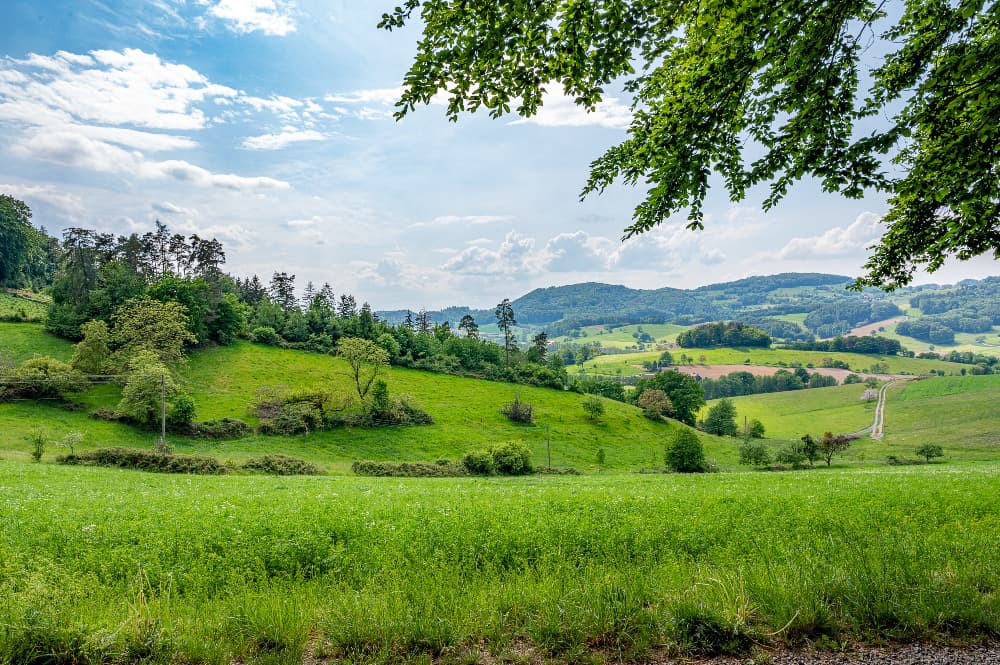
551, 322, 688, 349
577, 346, 968, 378
0, 290, 49, 322
0, 321, 73, 364
0, 326, 733, 471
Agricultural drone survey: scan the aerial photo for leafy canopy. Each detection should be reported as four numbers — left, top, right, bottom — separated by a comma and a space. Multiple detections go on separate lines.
382, 0, 1000, 288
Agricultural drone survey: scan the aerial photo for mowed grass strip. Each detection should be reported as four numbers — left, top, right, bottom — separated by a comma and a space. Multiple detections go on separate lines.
0, 463, 997, 663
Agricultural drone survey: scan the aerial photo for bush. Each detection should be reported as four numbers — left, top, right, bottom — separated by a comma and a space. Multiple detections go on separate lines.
462, 449, 495, 475
1, 357, 83, 401
665, 429, 707, 473
352, 460, 467, 477
746, 418, 766, 438
250, 326, 282, 345
582, 396, 605, 421
27, 431, 45, 462
189, 418, 251, 439
915, 443, 944, 462
500, 395, 534, 423
739, 440, 771, 467
241, 455, 322, 476
535, 466, 582, 475
258, 401, 323, 435
64, 447, 227, 474
166, 393, 196, 430
774, 441, 808, 468
490, 440, 533, 475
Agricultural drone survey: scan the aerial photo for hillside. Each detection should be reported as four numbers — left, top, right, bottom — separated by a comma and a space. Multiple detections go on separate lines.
0, 327, 733, 471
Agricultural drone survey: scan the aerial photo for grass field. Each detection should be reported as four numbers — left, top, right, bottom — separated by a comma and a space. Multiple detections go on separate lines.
881, 375, 1000, 456
879, 323, 1000, 357
552, 323, 689, 349
576, 347, 968, 378
0, 321, 74, 364
0, 290, 49, 322
700, 384, 876, 441
0, 462, 997, 664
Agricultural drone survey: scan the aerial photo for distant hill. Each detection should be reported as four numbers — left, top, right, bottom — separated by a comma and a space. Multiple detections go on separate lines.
379, 273, 857, 327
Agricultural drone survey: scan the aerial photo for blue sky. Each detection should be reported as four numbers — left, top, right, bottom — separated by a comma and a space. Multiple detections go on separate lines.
1, 0, 995, 309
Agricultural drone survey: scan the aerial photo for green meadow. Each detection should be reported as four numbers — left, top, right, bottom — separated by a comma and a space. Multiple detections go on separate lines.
1, 462, 998, 664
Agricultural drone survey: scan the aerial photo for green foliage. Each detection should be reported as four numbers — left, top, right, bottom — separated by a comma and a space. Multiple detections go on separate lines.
677, 322, 771, 349
115, 351, 189, 430
774, 441, 809, 469
189, 418, 251, 439
460, 450, 494, 475
70, 320, 111, 374
111, 297, 196, 367
500, 394, 533, 424
0, 356, 83, 401
635, 370, 705, 425
581, 395, 605, 421
26, 430, 45, 462
747, 418, 765, 439
595, 447, 606, 466
739, 440, 771, 467
65, 447, 227, 474
337, 337, 390, 400
352, 459, 466, 477
0, 195, 35, 286
637, 389, 672, 420
250, 326, 281, 345
368, 379, 391, 417
241, 455, 322, 476
703, 398, 738, 436
490, 440, 534, 475
166, 394, 196, 430
916, 444, 944, 463
383, 1, 1000, 289
665, 429, 706, 473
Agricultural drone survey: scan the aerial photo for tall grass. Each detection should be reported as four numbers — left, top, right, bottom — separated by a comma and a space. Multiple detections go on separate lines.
1, 463, 997, 663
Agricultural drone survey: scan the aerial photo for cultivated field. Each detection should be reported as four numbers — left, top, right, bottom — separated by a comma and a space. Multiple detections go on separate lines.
1, 462, 997, 664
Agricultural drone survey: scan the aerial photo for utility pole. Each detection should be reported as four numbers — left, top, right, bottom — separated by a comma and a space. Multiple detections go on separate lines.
160, 374, 166, 453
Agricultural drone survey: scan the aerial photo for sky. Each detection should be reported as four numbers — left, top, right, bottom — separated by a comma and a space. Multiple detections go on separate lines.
1, 0, 996, 310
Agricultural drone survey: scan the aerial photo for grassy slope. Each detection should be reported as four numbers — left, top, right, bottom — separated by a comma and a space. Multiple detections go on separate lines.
0, 322, 74, 364
881, 375, 1000, 456
0, 291, 49, 321
701, 384, 875, 441
578, 347, 968, 377
552, 323, 688, 349
0, 333, 734, 471
880, 322, 1000, 356
1, 462, 998, 663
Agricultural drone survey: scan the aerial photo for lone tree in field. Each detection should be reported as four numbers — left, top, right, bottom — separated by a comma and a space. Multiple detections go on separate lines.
382, 1, 1000, 289
494, 298, 516, 365
582, 395, 605, 421
704, 398, 738, 436
916, 444, 944, 463
819, 432, 853, 467
338, 337, 391, 401
665, 428, 706, 473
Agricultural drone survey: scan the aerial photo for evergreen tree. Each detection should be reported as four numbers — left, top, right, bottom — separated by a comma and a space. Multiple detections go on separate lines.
458, 314, 479, 338
416, 308, 431, 334
269, 272, 297, 312
494, 298, 517, 365
337, 294, 357, 318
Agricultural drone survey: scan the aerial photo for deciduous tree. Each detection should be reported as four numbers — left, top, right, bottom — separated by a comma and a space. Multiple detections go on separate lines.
337, 337, 391, 400
382, 0, 1000, 288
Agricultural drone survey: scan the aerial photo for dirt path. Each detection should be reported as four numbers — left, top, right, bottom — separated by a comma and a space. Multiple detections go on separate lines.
674, 641, 1000, 664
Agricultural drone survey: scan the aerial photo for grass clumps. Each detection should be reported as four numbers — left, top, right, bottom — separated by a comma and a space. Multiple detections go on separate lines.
241, 454, 322, 476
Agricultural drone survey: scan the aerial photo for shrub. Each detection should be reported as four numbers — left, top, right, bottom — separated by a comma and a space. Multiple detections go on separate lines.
774, 441, 808, 468
582, 396, 605, 421
1, 357, 83, 401
241, 455, 322, 476
258, 401, 322, 435
746, 419, 766, 439
166, 393, 196, 430
27, 431, 45, 462
665, 429, 706, 473
739, 440, 771, 467
190, 418, 251, 439
490, 440, 533, 475
915, 443, 944, 462
462, 450, 495, 475
535, 466, 582, 475
64, 447, 227, 474
500, 395, 533, 423
250, 326, 281, 345
352, 460, 467, 477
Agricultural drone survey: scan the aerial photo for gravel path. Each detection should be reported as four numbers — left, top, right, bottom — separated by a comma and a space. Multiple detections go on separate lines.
670, 642, 1000, 664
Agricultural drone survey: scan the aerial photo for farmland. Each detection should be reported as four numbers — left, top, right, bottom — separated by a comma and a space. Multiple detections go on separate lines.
1, 462, 998, 664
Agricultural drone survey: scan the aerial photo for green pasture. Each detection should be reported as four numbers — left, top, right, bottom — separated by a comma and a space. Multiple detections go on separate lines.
552, 323, 688, 348
0, 321, 74, 364
880, 323, 1000, 357
0, 290, 49, 322
575, 347, 968, 378
0, 462, 997, 664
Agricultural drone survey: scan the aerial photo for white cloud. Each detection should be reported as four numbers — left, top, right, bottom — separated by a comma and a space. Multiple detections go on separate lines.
325, 88, 402, 105
143, 160, 289, 191
241, 127, 326, 150
411, 214, 512, 229
541, 231, 613, 272
205, 0, 296, 36
509, 92, 632, 130
152, 201, 192, 215
777, 212, 884, 259
442, 231, 538, 275
0, 183, 82, 215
